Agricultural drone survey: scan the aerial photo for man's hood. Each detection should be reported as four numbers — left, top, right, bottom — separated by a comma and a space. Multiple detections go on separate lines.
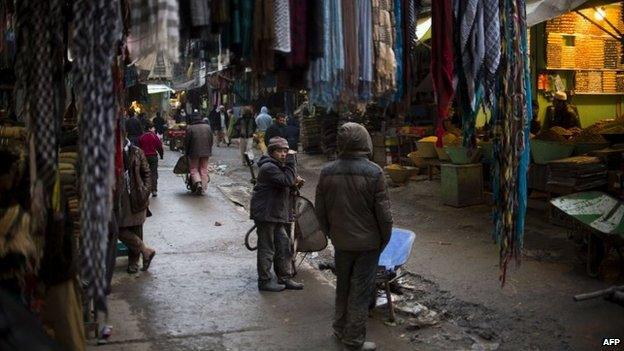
260, 106, 269, 114
257, 155, 281, 167
337, 122, 373, 158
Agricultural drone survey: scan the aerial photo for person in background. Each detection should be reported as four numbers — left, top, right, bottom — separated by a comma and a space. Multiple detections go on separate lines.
315, 123, 393, 351
185, 113, 213, 195
234, 107, 257, 166
255, 106, 273, 154
138, 122, 164, 197
264, 112, 288, 147
226, 108, 237, 146
250, 137, 304, 292
210, 105, 230, 147
285, 115, 300, 151
119, 130, 156, 274
153, 111, 167, 137
545, 91, 581, 130
530, 99, 541, 135
125, 110, 143, 146
138, 113, 149, 133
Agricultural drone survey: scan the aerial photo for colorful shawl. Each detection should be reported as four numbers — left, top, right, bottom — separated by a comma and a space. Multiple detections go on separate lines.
431, 0, 454, 146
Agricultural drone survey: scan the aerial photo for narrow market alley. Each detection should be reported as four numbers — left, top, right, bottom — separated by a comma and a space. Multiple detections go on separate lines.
93, 146, 415, 351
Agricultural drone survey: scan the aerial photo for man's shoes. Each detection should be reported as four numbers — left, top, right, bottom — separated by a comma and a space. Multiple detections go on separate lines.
152, 191, 157, 197
258, 281, 286, 292
278, 278, 304, 290
195, 183, 203, 195
344, 342, 377, 351
127, 264, 139, 274
141, 249, 156, 271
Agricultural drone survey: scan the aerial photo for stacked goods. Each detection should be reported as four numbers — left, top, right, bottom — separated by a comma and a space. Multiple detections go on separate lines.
603, 71, 617, 93
604, 40, 619, 69
575, 72, 590, 92
547, 156, 608, 192
535, 127, 572, 142
321, 110, 339, 160
588, 39, 605, 69
588, 71, 603, 92
298, 104, 322, 154
561, 46, 576, 68
575, 40, 590, 68
547, 34, 563, 67
616, 73, 624, 91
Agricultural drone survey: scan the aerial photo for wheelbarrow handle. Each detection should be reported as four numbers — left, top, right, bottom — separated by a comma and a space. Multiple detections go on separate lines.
573, 285, 624, 301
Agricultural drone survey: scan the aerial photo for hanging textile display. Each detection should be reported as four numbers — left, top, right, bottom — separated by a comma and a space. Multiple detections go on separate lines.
358, 0, 374, 101
341, 0, 359, 102
491, 0, 532, 285
431, 0, 455, 146
273, 0, 291, 53
72, 0, 121, 311
372, 0, 397, 98
308, 0, 344, 109
252, 0, 276, 75
483, 0, 501, 108
290, 0, 309, 67
393, 0, 404, 102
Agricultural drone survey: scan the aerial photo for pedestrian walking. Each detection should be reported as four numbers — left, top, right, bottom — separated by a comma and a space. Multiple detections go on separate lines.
255, 106, 273, 154
125, 110, 143, 146
185, 113, 213, 195
138, 122, 164, 197
233, 107, 256, 165
315, 122, 393, 351
153, 111, 167, 136
226, 108, 236, 146
264, 112, 288, 146
250, 137, 304, 292
210, 105, 230, 147
119, 134, 156, 274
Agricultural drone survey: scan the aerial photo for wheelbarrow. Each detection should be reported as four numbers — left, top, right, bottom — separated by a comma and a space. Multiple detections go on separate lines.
550, 191, 624, 277
375, 227, 416, 323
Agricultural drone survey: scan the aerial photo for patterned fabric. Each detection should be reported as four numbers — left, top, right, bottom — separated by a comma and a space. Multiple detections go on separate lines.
253, 0, 275, 74
358, 0, 374, 101
342, 0, 359, 102
393, 0, 404, 101
372, 0, 397, 97
431, 0, 454, 146
273, 0, 291, 53
491, 0, 532, 285
127, 0, 179, 71
308, 0, 344, 109
73, 0, 121, 311
483, 0, 501, 108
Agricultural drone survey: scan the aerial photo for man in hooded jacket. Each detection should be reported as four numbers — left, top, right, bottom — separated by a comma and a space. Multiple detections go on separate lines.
315, 122, 393, 351
255, 106, 273, 154
250, 137, 304, 292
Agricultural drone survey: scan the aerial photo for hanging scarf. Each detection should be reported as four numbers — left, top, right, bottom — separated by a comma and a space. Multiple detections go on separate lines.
273, 0, 291, 53
431, 0, 454, 146
73, 0, 121, 312
372, 0, 397, 98
492, 0, 532, 286
483, 0, 501, 108
358, 0, 374, 101
394, 0, 404, 102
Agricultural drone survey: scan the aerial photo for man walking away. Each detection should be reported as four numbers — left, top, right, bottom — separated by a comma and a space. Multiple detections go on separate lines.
255, 106, 273, 154
211, 105, 229, 146
153, 111, 167, 136
138, 122, 164, 197
250, 137, 304, 292
234, 107, 257, 166
264, 112, 288, 147
185, 113, 213, 195
119, 133, 156, 274
315, 122, 393, 351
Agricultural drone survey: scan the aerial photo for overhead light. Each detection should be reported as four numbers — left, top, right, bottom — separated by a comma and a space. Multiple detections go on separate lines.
594, 7, 606, 21
147, 84, 175, 94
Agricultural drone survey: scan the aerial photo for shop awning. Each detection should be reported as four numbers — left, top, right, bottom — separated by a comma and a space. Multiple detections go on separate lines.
147, 84, 174, 94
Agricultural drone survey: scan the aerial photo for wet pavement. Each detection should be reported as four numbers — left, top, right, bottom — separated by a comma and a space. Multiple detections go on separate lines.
92, 145, 415, 351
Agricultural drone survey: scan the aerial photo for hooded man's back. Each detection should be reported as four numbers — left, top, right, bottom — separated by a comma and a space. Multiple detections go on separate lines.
255, 106, 273, 132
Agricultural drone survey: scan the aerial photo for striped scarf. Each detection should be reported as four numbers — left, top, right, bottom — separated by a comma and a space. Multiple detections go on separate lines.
73, 0, 121, 312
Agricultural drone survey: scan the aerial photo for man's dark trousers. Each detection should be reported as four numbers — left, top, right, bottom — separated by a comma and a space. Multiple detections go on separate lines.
256, 221, 294, 285
146, 155, 158, 192
333, 249, 380, 348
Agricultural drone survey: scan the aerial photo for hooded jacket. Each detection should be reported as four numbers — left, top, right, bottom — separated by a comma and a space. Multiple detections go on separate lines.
255, 106, 273, 132
315, 123, 393, 251
185, 118, 214, 158
250, 154, 296, 223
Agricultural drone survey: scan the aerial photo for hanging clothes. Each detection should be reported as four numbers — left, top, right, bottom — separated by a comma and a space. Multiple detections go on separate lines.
72, 0, 122, 312
491, 0, 532, 286
252, 0, 275, 74
240, 0, 255, 61
430, 0, 454, 146
358, 0, 374, 101
342, 0, 359, 102
483, 0, 501, 108
307, 0, 324, 59
372, 0, 397, 98
393, 0, 404, 101
290, 0, 308, 67
273, 0, 291, 53
308, 0, 344, 109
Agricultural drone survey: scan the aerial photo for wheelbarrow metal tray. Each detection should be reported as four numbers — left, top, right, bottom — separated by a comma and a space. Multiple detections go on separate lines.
378, 228, 416, 271
550, 191, 624, 237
